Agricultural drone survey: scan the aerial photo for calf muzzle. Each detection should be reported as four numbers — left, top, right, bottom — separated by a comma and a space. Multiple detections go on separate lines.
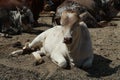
63, 37, 72, 44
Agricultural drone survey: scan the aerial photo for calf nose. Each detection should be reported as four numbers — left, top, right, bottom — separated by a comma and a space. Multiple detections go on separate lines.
63, 37, 72, 44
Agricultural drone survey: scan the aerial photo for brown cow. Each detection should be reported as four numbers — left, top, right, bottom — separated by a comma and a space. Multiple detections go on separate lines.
55, 0, 120, 27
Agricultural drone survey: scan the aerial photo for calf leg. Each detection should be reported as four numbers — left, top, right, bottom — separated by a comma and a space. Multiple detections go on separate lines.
51, 53, 67, 68
50, 43, 71, 68
28, 31, 48, 48
32, 50, 45, 65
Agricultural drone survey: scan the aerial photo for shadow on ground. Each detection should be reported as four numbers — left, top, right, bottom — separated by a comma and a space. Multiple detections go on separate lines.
84, 54, 120, 78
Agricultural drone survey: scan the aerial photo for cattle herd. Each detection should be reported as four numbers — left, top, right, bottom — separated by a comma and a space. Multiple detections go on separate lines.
0, 0, 120, 69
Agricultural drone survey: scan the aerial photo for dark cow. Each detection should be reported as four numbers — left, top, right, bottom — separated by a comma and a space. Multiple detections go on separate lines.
9, 6, 35, 33
55, 0, 120, 27
0, 6, 35, 36
0, 8, 22, 37
28, 0, 43, 21
24, 0, 61, 22
20, 6, 34, 32
24, 0, 59, 24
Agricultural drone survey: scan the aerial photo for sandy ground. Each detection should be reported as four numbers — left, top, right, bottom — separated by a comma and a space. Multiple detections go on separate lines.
0, 13, 120, 80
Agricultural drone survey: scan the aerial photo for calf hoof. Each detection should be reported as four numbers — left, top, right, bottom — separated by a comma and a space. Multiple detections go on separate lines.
33, 59, 44, 66
58, 61, 67, 68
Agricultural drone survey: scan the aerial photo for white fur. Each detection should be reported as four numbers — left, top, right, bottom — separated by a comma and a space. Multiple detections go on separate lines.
10, 10, 22, 25
28, 25, 71, 68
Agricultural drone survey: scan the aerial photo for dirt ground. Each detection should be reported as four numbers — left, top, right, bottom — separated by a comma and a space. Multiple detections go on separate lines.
0, 12, 120, 80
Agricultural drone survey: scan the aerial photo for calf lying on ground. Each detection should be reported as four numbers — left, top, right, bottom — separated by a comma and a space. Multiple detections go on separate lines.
11, 10, 93, 68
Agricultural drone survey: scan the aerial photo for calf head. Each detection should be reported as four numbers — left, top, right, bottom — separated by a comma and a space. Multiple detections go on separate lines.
54, 0, 86, 25
60, 10, 80, 44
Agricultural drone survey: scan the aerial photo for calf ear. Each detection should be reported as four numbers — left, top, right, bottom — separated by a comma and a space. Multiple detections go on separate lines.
79, 21, 88, 28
